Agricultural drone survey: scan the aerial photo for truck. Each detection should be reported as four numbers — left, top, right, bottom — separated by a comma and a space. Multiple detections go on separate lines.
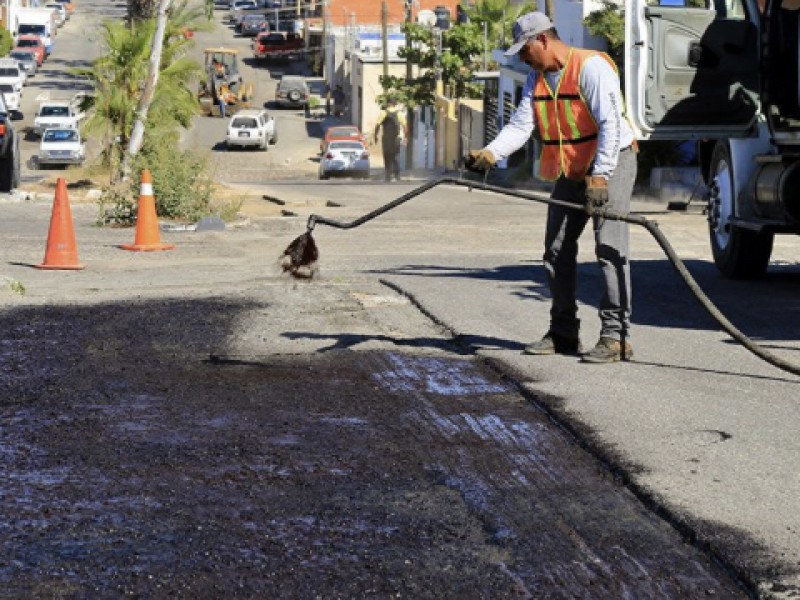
252, 31, 305, 62
15, 7, 57, 56
31, 93, 85, 137
0, 94, 21, 192
625, 0, 800, 279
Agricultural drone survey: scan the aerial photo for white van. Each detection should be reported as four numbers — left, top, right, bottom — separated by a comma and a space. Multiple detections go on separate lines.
16, 8, 57, 56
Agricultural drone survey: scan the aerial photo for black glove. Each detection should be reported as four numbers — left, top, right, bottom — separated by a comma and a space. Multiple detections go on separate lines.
585, 175, 609, 215
465, 149, 497, 172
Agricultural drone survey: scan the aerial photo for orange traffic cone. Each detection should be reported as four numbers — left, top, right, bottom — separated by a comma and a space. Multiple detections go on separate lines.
36, 178, 85, 270
120, 169, 175, 252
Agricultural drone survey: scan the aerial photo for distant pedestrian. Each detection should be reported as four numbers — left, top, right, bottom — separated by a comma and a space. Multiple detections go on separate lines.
217, 86, 227, 119
373, 98, 407, 182
332, 85, 345, 117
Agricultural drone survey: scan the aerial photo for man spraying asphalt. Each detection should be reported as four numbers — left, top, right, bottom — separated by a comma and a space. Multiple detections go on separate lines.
469, 12, 637, 364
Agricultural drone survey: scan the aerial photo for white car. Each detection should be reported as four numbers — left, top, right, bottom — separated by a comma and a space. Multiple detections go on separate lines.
45, 3, 67, 26
32, 94, 86, 137
0, 84, 21, 117
38, 127, 85, 167
225, 109, 276, 150
318, 140, 370, 180
0, 58, 24, 94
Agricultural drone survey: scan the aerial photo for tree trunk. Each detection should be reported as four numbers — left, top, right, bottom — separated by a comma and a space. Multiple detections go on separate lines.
121, 0, 171, 179
544, 0, 555, 19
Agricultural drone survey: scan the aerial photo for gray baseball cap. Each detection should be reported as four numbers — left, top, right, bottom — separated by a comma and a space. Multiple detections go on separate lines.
505, 12, 554, 56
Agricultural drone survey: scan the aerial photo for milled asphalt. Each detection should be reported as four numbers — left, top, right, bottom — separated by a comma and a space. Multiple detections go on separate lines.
2, 0, 799, 592
245, 176, 800, 598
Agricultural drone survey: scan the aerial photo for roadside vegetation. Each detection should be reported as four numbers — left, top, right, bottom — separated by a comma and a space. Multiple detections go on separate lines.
73, 0, 238, 225
0, 29, 13, 56
378, 0, 536, 106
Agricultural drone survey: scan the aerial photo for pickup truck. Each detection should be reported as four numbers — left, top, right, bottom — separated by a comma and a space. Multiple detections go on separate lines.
38, 127, 85, 168
252, 31, 304, 62
0, 94, 20, 191
32, 94, 85, 137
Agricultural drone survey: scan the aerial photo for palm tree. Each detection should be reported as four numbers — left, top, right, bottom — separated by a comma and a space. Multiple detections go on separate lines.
466, 0, 538, 51
73, 1, 206, 180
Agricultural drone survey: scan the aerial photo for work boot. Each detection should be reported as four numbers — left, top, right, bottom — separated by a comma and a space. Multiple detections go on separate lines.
523, 332, 582, 356
581, 337, 634, 363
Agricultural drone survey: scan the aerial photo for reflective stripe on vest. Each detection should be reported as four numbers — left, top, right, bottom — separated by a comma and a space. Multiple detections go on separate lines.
532, 48, 617, 181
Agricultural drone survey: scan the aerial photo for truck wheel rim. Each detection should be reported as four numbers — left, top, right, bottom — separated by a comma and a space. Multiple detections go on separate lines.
710, 159, 733, 250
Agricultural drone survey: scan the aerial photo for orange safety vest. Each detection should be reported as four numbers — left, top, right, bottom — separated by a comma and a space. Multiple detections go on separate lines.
532, 48, 618, 181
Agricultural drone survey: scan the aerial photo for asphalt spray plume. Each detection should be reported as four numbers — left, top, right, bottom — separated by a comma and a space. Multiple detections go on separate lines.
280, 230, 319, 279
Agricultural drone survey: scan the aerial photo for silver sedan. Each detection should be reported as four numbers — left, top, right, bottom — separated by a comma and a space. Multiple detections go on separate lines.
318, 140, 370, 180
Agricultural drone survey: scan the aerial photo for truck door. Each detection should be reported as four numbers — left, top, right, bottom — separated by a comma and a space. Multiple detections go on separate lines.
624, 0, 761, 140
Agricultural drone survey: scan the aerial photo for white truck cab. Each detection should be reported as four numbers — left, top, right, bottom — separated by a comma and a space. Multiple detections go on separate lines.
625, 0, 799, 278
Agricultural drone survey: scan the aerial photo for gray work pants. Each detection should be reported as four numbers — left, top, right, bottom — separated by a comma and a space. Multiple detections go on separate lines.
543, 147, 637, 341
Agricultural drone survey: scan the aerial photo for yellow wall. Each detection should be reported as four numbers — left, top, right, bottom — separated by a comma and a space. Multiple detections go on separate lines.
435, 85, 483, 170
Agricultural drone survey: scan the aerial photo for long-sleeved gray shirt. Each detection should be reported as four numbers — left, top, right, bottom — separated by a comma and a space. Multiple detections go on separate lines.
485, 54, 635, 179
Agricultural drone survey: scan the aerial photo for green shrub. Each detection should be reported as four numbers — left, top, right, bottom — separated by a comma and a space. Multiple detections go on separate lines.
96, 183, 137, 226
135, 130, 213, 222
0, 30, 14, 57
96, 131, 214, 225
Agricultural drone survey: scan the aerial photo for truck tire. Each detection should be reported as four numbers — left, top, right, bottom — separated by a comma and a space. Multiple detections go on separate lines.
288, 90, 301, 103
269, 128, 278, 145
0, 132, 20, 192
708, 142, 773, 279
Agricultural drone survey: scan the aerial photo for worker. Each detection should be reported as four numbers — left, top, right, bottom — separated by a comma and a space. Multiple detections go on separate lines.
373, 98, 407, 182
217, 84, 237, 118
332, 85, 346, 117
468, 12, 637, 363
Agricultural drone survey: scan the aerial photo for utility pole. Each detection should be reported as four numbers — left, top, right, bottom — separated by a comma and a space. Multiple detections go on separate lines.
381, 0, 388, 79
404, 0, 413, 173
322, 0, 331, 113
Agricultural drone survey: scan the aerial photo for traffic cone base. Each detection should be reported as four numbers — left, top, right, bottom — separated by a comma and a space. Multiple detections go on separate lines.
120, 170, 175, 252
37, 178, 85, 270
119, 241, 175, 252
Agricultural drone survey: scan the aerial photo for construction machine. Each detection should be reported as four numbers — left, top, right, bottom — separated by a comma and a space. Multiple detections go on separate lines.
198, 48, 254, 116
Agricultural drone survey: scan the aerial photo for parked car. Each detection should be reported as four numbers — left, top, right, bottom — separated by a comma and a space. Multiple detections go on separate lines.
319, 140, 370, 180
253, 31, 304, 62
225, 109, 277, 150
9, 50, 38, 78
38, 127, 85, 168
238, 13, 268, 36
53, 0, 75, 15
320, 125, 367, 154
0, 93, 21, 191
275, 75, 309, 108
0, 58, 25, 91
0, 84, 22, 119
228, 0, 258, 23
32, 94, 86, 137
45, 3, 67, 26
14, 36, 46, 66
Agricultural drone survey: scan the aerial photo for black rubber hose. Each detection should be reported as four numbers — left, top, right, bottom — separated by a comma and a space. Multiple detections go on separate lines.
304, 176, 800, 377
